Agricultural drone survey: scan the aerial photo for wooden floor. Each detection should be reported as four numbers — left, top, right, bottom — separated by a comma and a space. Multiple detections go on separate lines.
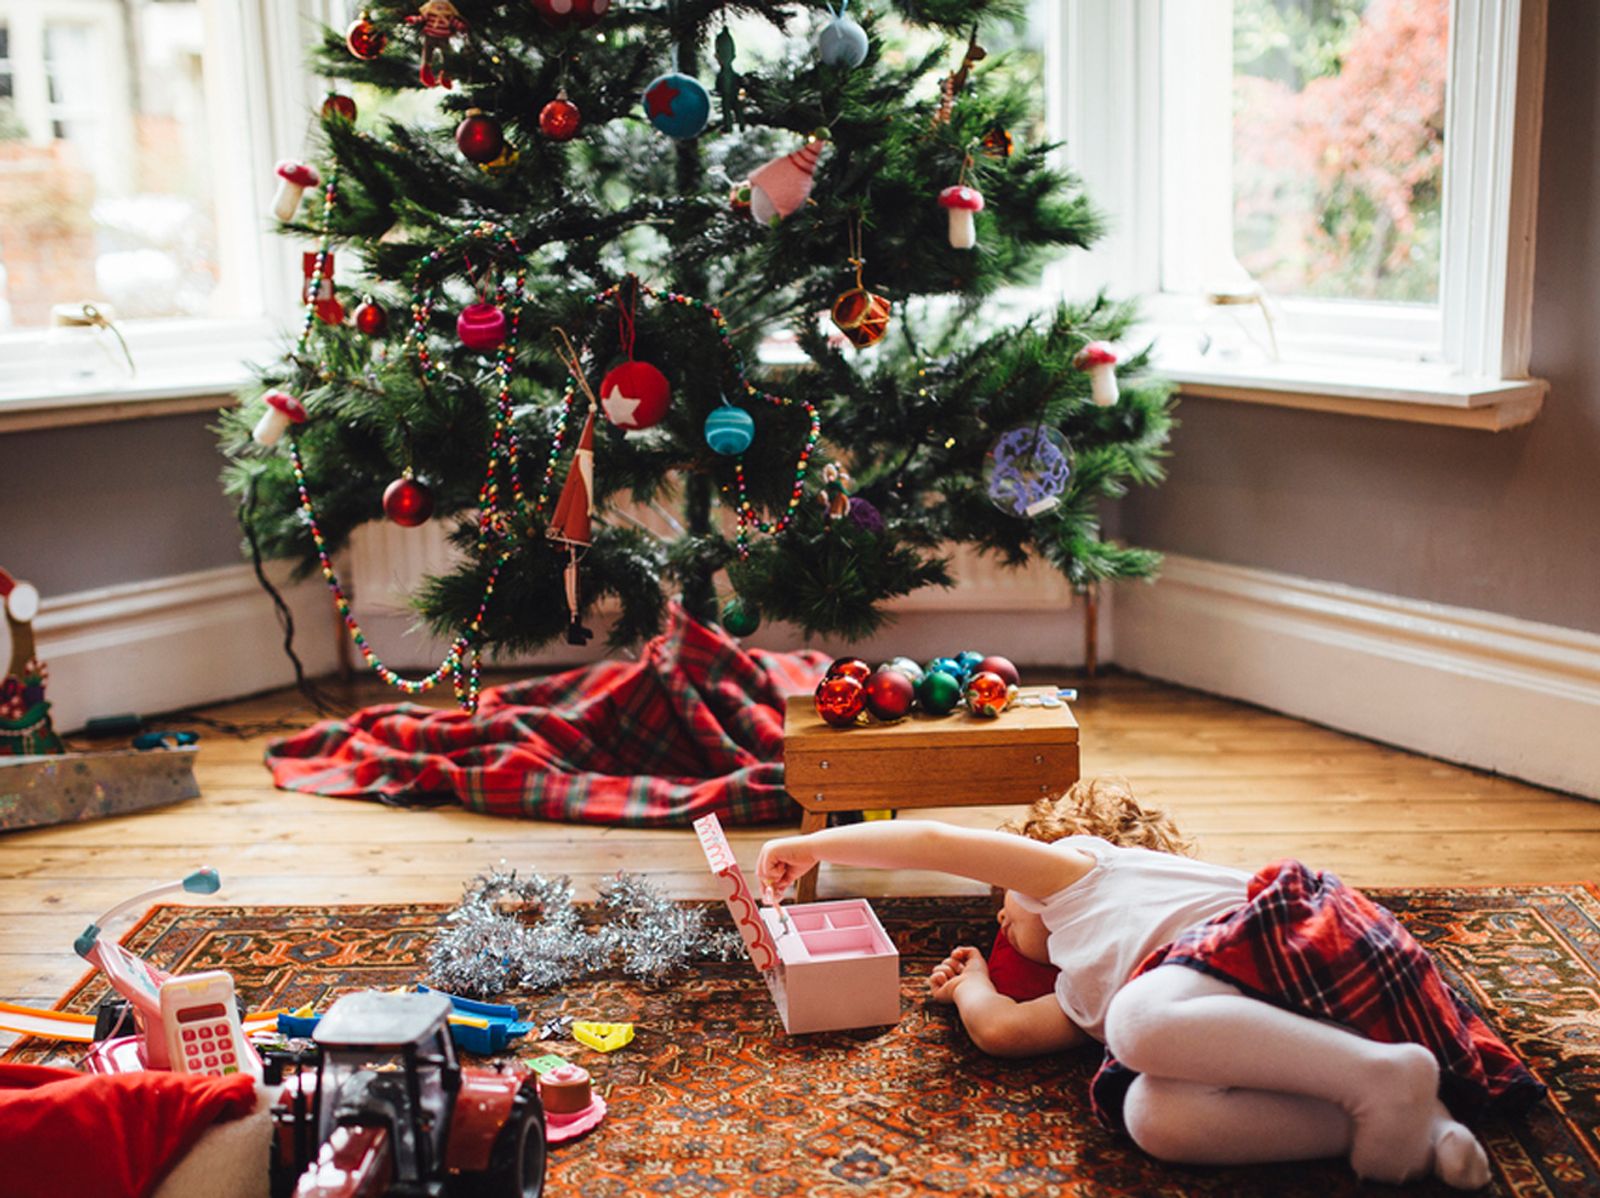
5, 671, 1599, 1021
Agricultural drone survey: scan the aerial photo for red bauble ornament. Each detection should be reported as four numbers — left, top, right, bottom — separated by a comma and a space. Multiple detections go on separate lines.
354, 300, 388, 337
826, 657, 872, 685
455, 109, 505, 164
977, 654, 1020, 687
539, 94, 582, 141
814, 675, 867, 728
457, 302, 507, 351
346, 13, 388, 60
964, 670, 1014, 718
864, 667, 915, 721
533, 0, 611, 30
598, 360, 671, 430
383, 477, 434, 527
322, 93, 358, 122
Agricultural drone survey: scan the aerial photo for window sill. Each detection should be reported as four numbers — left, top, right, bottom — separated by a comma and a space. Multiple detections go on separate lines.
0, 374, 249, 434
1157, 357, 1547, 432
0, 317, 278, 434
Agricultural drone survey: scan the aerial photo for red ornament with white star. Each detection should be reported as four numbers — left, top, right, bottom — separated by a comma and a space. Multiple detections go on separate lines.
598, 360, 671, 431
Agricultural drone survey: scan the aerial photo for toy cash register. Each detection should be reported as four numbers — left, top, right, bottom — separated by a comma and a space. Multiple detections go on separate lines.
695, 814, 900, 1034
73, 869, 261, 1077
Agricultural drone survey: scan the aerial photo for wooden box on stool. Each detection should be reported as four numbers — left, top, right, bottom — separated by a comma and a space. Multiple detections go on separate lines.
782, 686, 1080, 899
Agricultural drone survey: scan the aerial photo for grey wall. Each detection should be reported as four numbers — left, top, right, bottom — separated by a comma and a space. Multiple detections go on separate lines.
1122, 0, 1600, 636
0, 412, 242, 595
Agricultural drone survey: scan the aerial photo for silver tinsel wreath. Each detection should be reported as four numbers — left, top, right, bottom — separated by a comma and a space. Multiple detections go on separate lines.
428, 867, 744, 999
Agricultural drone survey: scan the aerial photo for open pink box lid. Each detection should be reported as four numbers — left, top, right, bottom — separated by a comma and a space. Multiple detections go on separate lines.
694, 813, 780, 973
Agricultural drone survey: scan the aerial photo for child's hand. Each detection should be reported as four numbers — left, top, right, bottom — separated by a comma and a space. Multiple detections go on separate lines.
927, 945, 988, 1003
756, 836, 818, 904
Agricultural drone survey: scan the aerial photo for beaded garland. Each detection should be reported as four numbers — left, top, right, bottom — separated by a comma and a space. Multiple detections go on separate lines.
277, 183, 820, 710
287, 195, 526, 709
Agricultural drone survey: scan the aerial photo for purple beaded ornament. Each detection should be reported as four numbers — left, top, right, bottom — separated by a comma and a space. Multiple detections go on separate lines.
847, 496, 885, 533
984, 424, 1072, 518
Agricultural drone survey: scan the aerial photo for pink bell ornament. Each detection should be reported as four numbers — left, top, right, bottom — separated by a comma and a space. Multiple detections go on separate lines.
457, 302, 508, 352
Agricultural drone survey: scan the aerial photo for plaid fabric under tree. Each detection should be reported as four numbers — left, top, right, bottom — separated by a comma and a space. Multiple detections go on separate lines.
267, 605, 828, 825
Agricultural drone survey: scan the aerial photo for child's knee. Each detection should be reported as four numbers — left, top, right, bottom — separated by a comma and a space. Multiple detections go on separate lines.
1103, 976, 1167, 1069
1122, 1076, 1205, 1163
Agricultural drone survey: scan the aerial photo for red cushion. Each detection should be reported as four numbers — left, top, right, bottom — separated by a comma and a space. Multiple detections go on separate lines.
986, 926, 1060, 1001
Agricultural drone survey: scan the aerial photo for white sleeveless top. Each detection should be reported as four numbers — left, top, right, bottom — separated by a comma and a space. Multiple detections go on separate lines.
1011, 836, 1251, 1042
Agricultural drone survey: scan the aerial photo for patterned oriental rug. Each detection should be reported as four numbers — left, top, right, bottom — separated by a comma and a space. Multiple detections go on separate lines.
9, 886, 1599, 1197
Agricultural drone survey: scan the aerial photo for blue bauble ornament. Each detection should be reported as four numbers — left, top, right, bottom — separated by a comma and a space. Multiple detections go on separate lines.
704, 404, 755, 455
956, 650, 985, 676
926, 656, 963, 681
643, 72, 711, 140
817, 14, 869, 68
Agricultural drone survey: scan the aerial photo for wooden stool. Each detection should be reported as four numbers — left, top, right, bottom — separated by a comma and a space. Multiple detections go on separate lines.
782, 686, 1080, 900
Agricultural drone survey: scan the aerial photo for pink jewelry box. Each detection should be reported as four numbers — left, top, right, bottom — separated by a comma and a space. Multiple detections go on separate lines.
695, 813, 900, 1034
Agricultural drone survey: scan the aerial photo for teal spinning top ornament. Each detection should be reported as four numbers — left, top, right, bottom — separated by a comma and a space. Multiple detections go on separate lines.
643, 72, 710, 140
704, 402, 755, 455
817, 1, 868, 69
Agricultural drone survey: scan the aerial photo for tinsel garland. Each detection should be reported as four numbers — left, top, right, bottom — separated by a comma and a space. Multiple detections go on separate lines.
428, 867, 745, 999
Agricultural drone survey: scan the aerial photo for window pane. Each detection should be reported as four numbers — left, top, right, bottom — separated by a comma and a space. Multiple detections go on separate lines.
0, 3, 224, 330
1233, 0, 1448, 303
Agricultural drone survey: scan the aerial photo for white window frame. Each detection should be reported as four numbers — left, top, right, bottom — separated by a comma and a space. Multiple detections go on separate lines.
1049, 0, 1549, 429
0, 0, 337, 431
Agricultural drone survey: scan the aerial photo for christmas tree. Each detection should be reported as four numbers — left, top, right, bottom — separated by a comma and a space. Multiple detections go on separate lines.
220, 0, 1174, 704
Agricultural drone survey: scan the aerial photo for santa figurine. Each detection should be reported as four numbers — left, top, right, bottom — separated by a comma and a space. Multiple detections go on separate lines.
406, 0, 469, 88
0, 567, 63, 757
547, 410, 597, 645
819, 463, 853, 519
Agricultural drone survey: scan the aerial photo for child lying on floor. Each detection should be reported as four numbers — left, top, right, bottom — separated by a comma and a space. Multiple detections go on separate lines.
756, 778, 1543, 1190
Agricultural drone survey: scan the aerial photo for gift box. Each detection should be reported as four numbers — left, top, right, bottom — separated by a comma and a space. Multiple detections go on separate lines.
695, 812, 900, 1035
0, 746, 200, 833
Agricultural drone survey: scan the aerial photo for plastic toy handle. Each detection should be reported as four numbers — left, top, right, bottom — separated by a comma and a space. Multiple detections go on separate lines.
76, 868, 223, 956
183, 867, 221, 895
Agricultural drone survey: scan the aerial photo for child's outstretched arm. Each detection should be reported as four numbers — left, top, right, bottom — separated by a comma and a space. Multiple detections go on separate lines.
756, 820, 1091, 904
930, 945, 1084, 1056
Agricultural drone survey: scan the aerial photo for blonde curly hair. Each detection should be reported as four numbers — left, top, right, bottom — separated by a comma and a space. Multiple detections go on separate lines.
1000, 776, 1195, 856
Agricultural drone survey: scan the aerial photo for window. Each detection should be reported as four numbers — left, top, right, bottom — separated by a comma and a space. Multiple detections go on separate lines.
1052, 0, 1548, 424
0, 0, 333, 418
0, 24, 14, 103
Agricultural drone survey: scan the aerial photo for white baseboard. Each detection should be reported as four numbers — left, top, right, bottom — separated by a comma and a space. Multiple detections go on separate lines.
1116, 554, 1600, 800
344, 523, 1098, 671
30, 564, 340, 734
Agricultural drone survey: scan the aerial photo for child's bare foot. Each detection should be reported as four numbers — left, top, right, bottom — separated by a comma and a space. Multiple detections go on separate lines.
1348, 1043, 1441, 1183
1432, 1118, 1491, 1190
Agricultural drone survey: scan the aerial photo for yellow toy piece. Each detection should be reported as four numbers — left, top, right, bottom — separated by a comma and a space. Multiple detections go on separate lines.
572, 1021, 634, 1052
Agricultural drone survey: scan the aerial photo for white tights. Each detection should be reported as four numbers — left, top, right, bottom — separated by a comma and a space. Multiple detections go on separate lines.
1102, 964, 1492, 1189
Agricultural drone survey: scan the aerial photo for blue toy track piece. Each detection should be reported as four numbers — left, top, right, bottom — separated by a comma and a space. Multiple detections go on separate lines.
416, 985, 520, 1022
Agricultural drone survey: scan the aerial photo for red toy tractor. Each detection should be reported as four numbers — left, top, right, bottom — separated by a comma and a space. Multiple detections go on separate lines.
269, 990, 546, 1197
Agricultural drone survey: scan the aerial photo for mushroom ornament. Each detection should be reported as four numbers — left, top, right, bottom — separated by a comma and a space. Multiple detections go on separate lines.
938, 185, 984, 249
252, 390, 308, 447
272, 161, 320, 222
1073, 341, 1121, 406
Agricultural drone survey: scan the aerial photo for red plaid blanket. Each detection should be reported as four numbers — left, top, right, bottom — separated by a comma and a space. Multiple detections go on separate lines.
266, 605, 828, 825
1091, 859, 1545, 1133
